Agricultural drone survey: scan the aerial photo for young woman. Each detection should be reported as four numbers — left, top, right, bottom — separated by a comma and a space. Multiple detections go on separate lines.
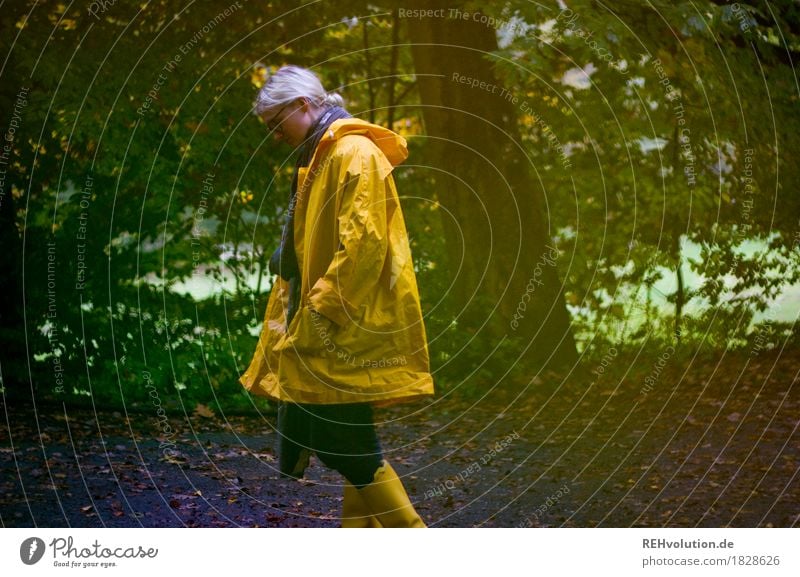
240, 65, 434, 528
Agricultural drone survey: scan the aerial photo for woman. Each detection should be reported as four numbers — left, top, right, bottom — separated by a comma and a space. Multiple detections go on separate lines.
240, 65, 434, 528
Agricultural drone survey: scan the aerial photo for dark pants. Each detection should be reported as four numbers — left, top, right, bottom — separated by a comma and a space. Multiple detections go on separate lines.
278, 402, 384, 488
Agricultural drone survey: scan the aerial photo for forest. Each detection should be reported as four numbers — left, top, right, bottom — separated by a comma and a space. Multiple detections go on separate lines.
0, 0, 798, 528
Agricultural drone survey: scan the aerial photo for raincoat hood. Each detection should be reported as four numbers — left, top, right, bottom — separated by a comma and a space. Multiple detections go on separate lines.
323, 118, 409, 168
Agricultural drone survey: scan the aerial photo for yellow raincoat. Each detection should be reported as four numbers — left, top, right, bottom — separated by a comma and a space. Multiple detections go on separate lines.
239, 118, 435, 405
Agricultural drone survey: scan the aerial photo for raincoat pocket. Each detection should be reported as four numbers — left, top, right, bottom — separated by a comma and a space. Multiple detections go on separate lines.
272, 305, 337, 357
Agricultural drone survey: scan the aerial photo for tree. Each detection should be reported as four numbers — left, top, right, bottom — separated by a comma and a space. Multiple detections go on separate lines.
402, 0, 579, 372
485, 0, 800, 346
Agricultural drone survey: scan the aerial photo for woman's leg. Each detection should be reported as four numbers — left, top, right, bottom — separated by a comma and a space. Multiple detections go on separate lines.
302, 403, 383, 527
342, 480, 382, 528
354, 459, 426, 528
304, 402, 383, 487
304, 402, 426, 528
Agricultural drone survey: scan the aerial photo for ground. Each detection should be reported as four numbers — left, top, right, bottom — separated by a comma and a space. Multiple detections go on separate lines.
1, 349, 797, 527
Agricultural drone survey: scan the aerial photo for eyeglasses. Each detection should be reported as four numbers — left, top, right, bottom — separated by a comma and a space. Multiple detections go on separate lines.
264, 101, 296, 132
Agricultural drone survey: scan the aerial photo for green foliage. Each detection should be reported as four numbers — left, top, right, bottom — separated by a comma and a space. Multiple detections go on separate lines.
483, 0, 800, 349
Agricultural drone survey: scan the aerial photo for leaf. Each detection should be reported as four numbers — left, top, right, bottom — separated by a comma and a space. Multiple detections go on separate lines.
194, 404, 215, 418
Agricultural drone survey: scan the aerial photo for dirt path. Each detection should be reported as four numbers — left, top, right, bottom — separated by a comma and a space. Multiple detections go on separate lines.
2, 349, 797, 527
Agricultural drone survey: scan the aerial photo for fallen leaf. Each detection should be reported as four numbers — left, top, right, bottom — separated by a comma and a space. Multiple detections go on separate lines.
194, 404, 215, 418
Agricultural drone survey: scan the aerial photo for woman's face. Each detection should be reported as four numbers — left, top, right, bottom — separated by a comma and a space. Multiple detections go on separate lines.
261, 98, 314, 147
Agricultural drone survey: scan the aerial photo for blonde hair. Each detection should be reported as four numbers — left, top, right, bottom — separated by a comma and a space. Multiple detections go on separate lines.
254, 65, 344, 115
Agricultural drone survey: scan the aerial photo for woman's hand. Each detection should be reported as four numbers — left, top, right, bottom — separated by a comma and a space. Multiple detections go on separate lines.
308, 306, 337, 342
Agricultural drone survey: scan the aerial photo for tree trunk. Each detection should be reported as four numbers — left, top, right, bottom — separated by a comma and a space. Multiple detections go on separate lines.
0, 178, 26, 387
403, 2, 577, 370
674, 241, 684, 344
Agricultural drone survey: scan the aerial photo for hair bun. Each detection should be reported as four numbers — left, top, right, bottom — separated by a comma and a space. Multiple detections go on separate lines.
324, 91, 345, 107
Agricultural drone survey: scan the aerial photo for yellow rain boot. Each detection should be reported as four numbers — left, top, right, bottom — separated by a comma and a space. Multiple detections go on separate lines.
356, 460, 427, 528
341, 480, 382, 528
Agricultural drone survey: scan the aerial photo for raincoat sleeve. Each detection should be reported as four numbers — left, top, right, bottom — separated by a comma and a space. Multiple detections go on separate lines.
306, 143, 391, 327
